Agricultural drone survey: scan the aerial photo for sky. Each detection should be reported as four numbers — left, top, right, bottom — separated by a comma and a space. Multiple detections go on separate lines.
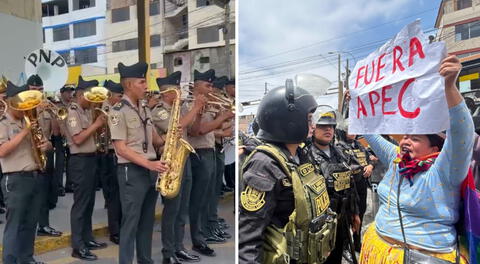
238, 0, 442, 116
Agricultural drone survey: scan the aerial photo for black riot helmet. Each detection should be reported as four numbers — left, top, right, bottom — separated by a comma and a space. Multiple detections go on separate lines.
256, 79, 317, 144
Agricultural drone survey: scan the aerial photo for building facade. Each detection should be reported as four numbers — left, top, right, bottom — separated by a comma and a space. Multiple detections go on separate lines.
435, 0, 480, 92
0, 1, 43, 83
42, 0, 107, 76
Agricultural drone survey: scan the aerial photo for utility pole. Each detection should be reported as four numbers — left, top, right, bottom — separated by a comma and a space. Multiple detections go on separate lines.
264, 82, 268, 95
337, 53, 343, 110
137, 0, 151, 84
222, 0, 231, 78
341, 58, 350, 115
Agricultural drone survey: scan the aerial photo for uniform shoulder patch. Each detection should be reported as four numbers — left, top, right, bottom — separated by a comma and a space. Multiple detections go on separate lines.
156, 108, 169, 120
110, 112, 120, 126
69, 104, 77, 110
0, 115, 6, 122
68, 116, 77, 128
240, 186, 266, 212
113, 102, 124, 111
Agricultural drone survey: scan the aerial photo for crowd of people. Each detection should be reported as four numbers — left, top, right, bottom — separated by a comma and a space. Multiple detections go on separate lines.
0, 62, 235, 264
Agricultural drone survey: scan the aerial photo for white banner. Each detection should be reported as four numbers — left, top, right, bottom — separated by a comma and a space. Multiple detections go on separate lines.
348, 20, 448, 134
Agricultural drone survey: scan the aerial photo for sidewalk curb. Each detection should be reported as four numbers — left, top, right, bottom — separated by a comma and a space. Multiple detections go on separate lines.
0, 191, 234, 257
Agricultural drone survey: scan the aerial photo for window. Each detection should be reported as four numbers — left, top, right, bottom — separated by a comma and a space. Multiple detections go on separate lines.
112, 7, 130, 23
197, 25, 219, 44
197, 0, 210, 7
456, 0, 472, 10
114, 67, 119, 73
73, 20, 96, 38
73, 0, 95, 10
58, 51, 71, 64
174, 57, 183, 66
112, 38, 138, 52
150, 63, 158, 69
199, 57, 210, 63
455, 21, 480, 41
42, 0, 69, 17
53, 25, 70, 41
150, 0, 160, 16
151, 34, 161, 47
75, 47, 97, 64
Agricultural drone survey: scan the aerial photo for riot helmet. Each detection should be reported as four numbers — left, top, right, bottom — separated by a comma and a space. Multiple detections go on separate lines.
256, 79, 317, 143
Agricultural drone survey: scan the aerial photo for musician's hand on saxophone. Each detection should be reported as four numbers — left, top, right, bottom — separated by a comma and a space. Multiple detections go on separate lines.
175, 125, 183, 138
148, 160, 170, 173
39, 139, 52, 152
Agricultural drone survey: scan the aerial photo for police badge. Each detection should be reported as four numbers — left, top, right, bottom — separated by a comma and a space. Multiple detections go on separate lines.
110, 113, 119, 126
68, 117, 77, 128
157, 109, 169, 120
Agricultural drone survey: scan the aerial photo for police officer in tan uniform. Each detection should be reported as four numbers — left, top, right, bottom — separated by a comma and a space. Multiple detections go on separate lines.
98, 79, 123, 245
0, 81, 51, 264
188, 69, 234, 256
152, 71, 206, 264
66, 76, 108, 261
108, 62, 168, 264
208, 76, 232, 241
26, 74, 63, 237
223, 78, 236, 191
55, 85, 75, 195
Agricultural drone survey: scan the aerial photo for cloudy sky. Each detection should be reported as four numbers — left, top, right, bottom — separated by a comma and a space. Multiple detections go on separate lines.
238, 0, 442, 115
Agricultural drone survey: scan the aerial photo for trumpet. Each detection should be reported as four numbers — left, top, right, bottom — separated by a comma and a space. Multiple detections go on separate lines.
38, 100, 67, 120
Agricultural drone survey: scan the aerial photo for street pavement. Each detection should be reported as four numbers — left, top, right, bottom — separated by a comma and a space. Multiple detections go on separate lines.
34, 191, 236, 263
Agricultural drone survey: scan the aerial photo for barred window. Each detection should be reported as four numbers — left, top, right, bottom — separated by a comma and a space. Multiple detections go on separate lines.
74, 47, 97, 64
73, 20, 96, 38
53, 25, 70, 42
112, 7, 130, 23
112, 38, 138, 52
197, 25, 219, 44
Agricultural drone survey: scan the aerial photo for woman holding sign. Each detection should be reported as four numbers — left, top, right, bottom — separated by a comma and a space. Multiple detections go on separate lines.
355, 55, 472, 263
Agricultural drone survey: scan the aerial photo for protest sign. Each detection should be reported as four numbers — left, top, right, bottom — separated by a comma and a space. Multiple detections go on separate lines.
348, 20, 448, 134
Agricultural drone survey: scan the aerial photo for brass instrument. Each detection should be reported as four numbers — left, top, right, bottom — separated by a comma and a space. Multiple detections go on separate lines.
9, 90, 47, 171
83, 86, 111, 153
0, 76, 9, 118
38, 100, 67, 121
156, 88, 195, 198
206, 91, 235, 113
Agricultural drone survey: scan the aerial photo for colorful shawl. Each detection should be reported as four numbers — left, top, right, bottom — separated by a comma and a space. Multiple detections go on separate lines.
459, 168, 480, 264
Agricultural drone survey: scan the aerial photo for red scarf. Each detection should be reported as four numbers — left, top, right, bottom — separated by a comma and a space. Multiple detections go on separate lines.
397, 152, 440, 186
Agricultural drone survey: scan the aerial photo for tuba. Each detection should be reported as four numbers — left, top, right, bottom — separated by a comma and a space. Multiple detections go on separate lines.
83, 86, 111, 153
9, 90, 47, 171
38, 100, 68, 121
156, 88, 195, 198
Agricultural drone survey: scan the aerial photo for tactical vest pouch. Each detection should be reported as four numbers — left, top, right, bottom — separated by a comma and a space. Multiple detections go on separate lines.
263, 225, 290, 264
308, 211, 337, 264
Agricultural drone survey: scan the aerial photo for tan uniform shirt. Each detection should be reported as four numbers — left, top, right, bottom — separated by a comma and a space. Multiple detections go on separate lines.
57, 101, 69, 137
65, 102, 97, 154
108, 95, 157, 164
151, 101, 171, 136
187, 104, 215, 149
37, 109, 53, 139
0, 113, 38, 173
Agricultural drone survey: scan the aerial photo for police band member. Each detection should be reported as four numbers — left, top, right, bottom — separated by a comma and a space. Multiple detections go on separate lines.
0, 80, 6, 218
188, 69, 234, 257
307, 111, 361, 263
108, 62, 168, 264
0, 81, 52, 264
239, 80, 337, 264
99, 79, 123, 244
223, 78, 236, 191
335, 125, 374, 252
26, 74, 63, 237
66, 76, 108, 260
208, 76, 232, 242
152, 71, 206, 264
55, 85, 75, 195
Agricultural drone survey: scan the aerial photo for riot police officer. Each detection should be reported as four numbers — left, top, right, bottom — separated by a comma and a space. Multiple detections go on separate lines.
307, 110, 360, 264
239, 80, 337, 264
335, 124, 374, 253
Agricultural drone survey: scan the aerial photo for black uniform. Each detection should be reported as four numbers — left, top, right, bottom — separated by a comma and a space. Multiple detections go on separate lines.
336, 138, 372, 251
239, 144, 299, 264
308, 143, 359, 264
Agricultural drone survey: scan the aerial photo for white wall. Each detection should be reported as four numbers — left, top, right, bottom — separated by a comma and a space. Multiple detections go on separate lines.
0, 13, 42, 83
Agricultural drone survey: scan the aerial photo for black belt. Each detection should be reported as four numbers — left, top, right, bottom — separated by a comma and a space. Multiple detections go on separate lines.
70, 152, 96, 157
3, 170, 39, 177
194, 148, 214, 153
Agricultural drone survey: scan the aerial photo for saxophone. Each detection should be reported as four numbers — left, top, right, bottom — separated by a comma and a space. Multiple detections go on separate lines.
9, 90, 47, 171
156, 88, 195, 198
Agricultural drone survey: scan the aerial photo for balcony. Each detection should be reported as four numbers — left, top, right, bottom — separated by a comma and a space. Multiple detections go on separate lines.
165, 0, 187, 18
